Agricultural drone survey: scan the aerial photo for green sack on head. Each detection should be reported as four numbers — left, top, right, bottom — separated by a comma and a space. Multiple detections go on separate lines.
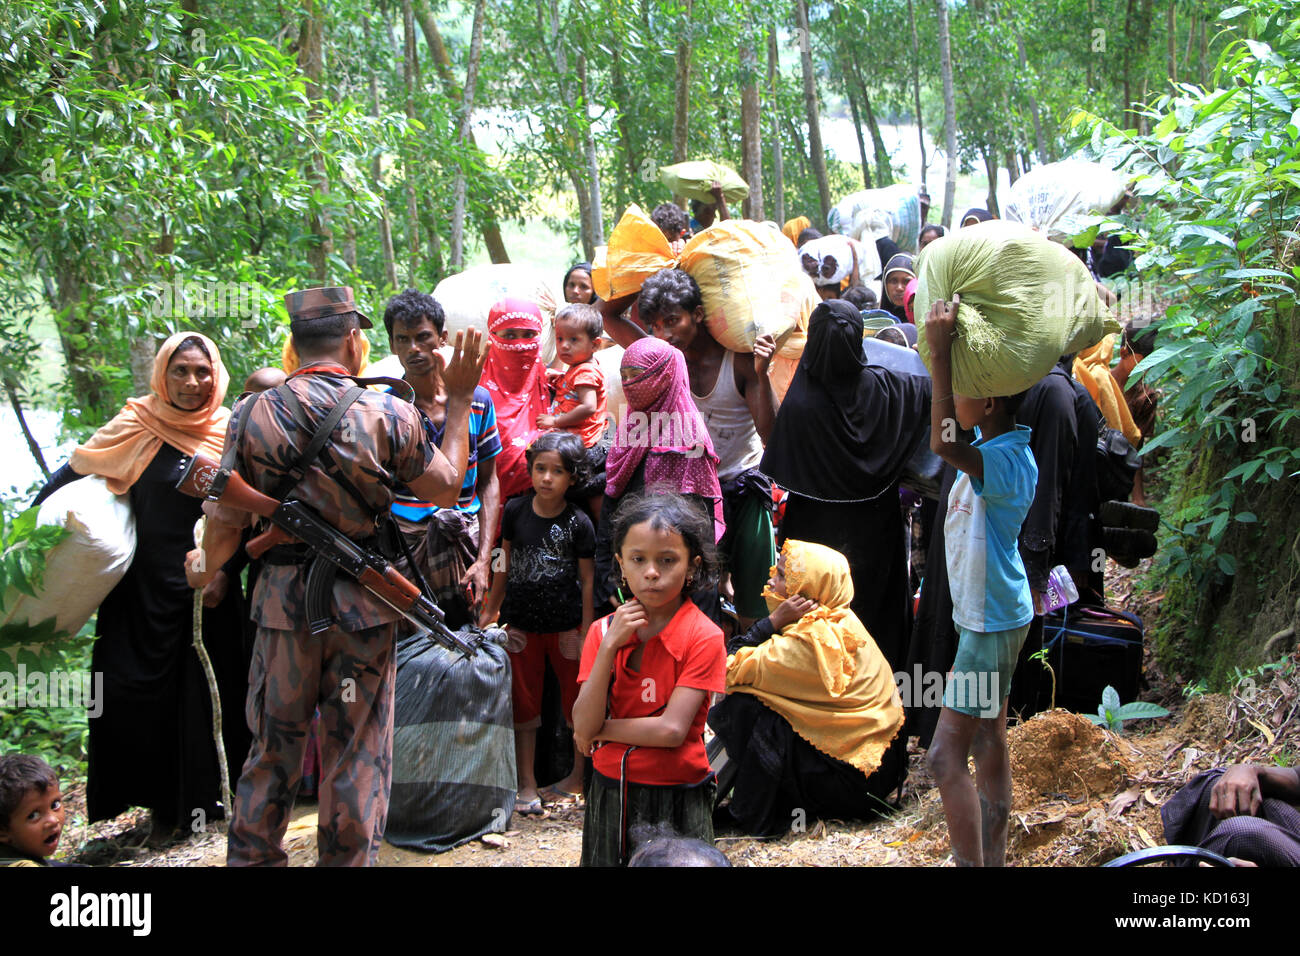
915, 220, 1120, 398
659, 160, 749, 205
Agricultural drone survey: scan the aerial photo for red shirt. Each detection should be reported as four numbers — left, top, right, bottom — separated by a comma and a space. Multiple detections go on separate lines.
578, 600, 725, 786
552, 360, 607, 448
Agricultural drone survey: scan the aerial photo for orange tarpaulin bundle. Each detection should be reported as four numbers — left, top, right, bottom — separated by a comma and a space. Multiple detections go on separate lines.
591, 204, 676, 302
1073, 334, 1142, 446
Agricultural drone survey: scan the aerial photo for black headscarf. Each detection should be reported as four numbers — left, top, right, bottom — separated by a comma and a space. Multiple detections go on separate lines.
881, 252, 916, 321
761, 300, 933, 503
960, 207, 994, 227
562, 262, 597, 304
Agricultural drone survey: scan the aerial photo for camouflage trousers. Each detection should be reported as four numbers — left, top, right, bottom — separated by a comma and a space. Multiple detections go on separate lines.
227, 621, 398, 866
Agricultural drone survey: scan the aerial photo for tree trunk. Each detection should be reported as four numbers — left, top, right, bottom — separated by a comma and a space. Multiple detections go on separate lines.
847, 59, 891, 187
982, 149, 999, 218
449, 0, 486, 272
908, 0, 927, 188
401, 0, 421, 283
610, 42, 640, 195
740, 35, 764, 220
1167, 3, 1176, 85
846, 85, 872, 189
366, 20, 398, 290
1004, 147, 1020, 185
1122, 0, 1135, 128
578, 50, 605, 248
796, 0, 832, 226
298, 0, 332, 281
1013, 30, 1049, 163
768, 27, 786, 225
935, 0, 958, 228
4, 378, 49, 478
412, 0, 509, 263
671, 0, 694, 205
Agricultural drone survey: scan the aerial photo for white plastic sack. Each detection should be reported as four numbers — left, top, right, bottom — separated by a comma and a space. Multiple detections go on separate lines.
433, 264, 560, 364
828, 184, 923, 253
1, 476, 136, 639
1002, 159, 1128, 246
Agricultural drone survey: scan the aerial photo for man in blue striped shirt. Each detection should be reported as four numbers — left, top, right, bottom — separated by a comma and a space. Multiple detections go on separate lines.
385, 289, 502, 626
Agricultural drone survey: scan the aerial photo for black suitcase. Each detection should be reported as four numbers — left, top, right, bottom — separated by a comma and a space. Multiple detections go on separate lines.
1042, 603, 1144, 713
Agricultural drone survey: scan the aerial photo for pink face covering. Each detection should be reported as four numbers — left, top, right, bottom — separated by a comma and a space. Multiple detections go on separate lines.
904, 276, 919, 324
605, 336, 724, 541
480, 298, 549, 498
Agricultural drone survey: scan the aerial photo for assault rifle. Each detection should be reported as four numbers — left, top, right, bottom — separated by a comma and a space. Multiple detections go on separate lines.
176, 452, 478, 657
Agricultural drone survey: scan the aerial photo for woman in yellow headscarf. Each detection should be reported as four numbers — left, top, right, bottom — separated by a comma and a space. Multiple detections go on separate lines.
707, 539, 906, 836
35, 332, 252, 840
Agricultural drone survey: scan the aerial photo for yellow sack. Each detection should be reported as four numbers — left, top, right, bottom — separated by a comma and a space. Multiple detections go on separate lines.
915, 220, 1120, 397
591, 204, 676, 301
659, 160, 749, 205
678, 219, 814, 404
1073, 335, 1142, 445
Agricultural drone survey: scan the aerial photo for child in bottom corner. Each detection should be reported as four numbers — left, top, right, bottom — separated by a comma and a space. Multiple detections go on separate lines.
572, 493, 727, 867
0, 755, 69, 866
480, 431, 595, 814
923, 294, 1038, 867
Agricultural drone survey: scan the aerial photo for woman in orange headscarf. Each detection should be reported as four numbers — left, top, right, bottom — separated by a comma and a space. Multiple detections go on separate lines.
707, 539, 907, 836
35, 332, 252, 839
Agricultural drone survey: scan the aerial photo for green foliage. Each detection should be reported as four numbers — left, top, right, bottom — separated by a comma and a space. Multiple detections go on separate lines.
0, 507, 68, 606
1071, 0, 1300, 608
1084, 685, 1171, 733
1182, 678, 1209, 699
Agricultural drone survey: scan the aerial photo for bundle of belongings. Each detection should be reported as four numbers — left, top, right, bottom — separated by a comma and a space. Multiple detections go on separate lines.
914, 220, 1120, 397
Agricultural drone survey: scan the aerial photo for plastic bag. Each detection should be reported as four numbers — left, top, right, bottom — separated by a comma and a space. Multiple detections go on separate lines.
828, 184, 923, 253
1, 476, 136, 640
1002, 159, 1128, 246
385, 626, 516, 853
678, 219, 814, 403
915, 220, 1120, 397
591, 204, 676, 302
659, 160, 749, 205
433, 263, 560, 364
797, 234, 881, 292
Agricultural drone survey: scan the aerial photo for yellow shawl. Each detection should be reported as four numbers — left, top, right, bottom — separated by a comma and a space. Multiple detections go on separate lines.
725, 540, 904, 775
1073, 334, 1141, 445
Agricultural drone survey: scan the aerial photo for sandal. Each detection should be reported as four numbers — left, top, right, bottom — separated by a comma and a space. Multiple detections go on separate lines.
539, 784, 583, 805
513, 796, 545, 816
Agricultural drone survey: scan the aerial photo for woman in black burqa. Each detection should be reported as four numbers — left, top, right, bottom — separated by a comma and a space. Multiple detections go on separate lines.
34, 333, 252, 839
760, 299, 932, 671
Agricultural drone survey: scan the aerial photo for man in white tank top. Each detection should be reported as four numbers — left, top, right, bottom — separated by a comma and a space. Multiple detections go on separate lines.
639, 269, 779, 628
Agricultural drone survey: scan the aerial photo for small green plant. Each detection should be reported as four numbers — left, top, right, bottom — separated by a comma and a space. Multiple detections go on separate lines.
1029, 647, 1057, 710
1182, 678, 1209, 700
1085, 685, 1171, 733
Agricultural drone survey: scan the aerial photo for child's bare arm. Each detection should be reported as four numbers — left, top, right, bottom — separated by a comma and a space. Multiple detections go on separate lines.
594, 686, 708, 749
478, 540, 510, 627
573, 600, 647, 750
924, 295, 984, 482
578, 557, 594, 639
746, 335, 779, 443
544, 385, 599, 429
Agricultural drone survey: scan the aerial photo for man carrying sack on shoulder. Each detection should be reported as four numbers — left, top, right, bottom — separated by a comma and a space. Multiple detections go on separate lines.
186, 286, 488, 866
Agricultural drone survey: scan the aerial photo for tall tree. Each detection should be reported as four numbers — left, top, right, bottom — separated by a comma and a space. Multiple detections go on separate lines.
739, 31, 764, 220
401, 0, 421, 283
795, 0, 831, 225
449, 0, 486, 272
908, 0, 927, 190
298, 0, 332, 281
767, 25, 786, 225
935, 0, 958, 228
671, 0, 695, 205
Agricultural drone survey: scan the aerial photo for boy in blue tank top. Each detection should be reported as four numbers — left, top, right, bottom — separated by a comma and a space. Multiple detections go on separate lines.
923, 294, 1038, 867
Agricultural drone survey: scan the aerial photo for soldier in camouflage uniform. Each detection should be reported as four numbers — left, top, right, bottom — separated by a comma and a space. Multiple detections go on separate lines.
186, 287, 488, 865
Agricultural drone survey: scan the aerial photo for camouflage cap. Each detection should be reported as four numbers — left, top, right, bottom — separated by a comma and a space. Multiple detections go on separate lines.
284, 286, 373, 329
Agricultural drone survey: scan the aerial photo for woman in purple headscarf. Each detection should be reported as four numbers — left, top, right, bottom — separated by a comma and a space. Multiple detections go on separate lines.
593, 337, 724, 611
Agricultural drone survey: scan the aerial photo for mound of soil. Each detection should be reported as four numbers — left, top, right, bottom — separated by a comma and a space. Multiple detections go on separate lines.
1008, 709, 1130, 810
1176, 693, 1232, 748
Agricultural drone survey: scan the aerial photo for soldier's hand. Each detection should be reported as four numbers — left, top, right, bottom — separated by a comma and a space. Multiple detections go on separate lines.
442, 328, 489, 403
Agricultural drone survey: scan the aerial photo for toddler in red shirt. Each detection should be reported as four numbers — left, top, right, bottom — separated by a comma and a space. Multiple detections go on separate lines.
573, 493, 726, 867
538, 302, 609, 518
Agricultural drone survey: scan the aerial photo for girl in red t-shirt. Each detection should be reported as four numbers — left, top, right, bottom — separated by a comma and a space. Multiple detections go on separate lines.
573, 494, 726, 867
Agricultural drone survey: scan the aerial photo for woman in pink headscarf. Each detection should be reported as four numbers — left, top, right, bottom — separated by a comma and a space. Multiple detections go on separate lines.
594, 336, 725, 610
480, 298, 550, 500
